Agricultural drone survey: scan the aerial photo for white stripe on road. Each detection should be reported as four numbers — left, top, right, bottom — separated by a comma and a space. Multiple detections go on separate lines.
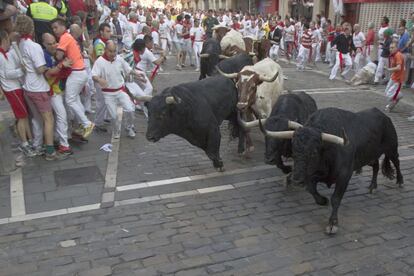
116, 164, 274, 192
10, 168, 25, 217
101, 107, 123, 206
114, 176, 282, 207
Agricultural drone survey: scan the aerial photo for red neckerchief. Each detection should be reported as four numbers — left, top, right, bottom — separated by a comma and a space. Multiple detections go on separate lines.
133, 50, 141, 64
381, 23, 388, 28
389, 50, 400, 59
128, 19, 137, 23
269, 25, 276, 32
20, 34, 33, 40
97, 36, 108, 43
102, 53, 115, 62
0, 47, 8, 60
151, 27, 158, 34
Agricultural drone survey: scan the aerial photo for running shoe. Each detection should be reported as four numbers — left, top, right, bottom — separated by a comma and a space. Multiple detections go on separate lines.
82, 123, 95, 139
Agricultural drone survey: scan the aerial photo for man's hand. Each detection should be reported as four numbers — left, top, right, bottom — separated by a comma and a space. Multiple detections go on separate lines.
98, 78, 108, 88
133, 70, 147, 83
62, 58, 73, 68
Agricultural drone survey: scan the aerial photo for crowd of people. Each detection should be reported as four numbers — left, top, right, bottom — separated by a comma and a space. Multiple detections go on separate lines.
0, 0, 413, 162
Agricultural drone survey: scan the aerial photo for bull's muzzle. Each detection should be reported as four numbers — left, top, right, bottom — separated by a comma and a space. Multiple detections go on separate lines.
237, 102, 248, 110
146, 134, 160, 143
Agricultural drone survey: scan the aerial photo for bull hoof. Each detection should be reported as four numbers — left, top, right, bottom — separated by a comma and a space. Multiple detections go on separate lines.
316, 196, 329, 206
325, 224, 338, 235
368, 182, 377, 194
216, 167, 225, 172
285, 173, 292, 187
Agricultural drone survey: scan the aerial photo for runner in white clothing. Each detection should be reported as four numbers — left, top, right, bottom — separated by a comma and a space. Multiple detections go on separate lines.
352, 24, 366, 71
91, 41, 137, 139
190, 19, 205, 72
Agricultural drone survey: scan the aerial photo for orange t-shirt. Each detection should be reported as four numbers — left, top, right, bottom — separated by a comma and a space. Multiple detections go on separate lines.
57, 32, 85, 70
391, 51, 405, 83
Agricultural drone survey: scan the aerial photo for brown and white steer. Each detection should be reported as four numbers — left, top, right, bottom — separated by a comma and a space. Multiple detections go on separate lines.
218, 58, 284, 152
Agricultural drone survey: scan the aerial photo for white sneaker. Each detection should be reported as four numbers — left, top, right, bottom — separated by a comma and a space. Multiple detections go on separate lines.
127, 128, 136, 138
195, 68, 200, 72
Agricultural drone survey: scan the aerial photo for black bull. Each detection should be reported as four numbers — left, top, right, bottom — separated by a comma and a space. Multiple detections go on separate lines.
259, 92, 317, 175
145, 76, 246, 171
265, 107, 403, 234
199, 40, 253, 80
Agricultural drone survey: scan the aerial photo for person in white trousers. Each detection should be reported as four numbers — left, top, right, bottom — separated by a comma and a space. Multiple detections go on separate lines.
52, 18, 94, 138
329, 27, 353, 80
92, 41, 137, 139
352, 24, 366, 72
42, 33, 73, 155
190, 19, 205, 71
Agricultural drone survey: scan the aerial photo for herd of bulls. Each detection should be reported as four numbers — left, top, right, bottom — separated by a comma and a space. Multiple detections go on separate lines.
135, 36, 404, 235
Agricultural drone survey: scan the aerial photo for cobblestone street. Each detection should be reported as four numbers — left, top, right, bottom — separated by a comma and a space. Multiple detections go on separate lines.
0, 58, 414, 276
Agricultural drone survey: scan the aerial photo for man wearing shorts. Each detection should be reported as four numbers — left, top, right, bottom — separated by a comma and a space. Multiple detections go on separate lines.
51, 17, 94, 138
0, 29, 35, 157
15, 15, 57, 160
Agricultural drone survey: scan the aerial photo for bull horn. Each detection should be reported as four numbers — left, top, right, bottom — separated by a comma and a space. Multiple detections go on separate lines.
199, 53, 210, 58
215, 66, 238, 79
134, 95, 153, 102
288, 121, 303, 130
165, 96, 180, 105
249, 52, 256, 56
237, 112, 265, 128
259, 71, 279, 82
218, 54, 229, 59
321, 133, 345, 146
263, 130, 295, 139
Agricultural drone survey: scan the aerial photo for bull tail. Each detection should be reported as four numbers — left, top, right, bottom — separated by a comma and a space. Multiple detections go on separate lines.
381, 156, 395, 180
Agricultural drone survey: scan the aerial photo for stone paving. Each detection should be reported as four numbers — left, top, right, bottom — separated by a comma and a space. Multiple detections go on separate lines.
0, 58, 413, 275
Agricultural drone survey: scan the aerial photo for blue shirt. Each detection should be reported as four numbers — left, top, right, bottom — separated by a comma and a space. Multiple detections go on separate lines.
398, 31, 410, 53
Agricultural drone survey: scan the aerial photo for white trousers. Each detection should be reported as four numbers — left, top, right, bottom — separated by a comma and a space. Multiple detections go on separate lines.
325, 41, 332, 63
160, 37, 170, 53
329, 52, 352, 80
65, 70, 90, 127
296, 45, 310, 70
193, 41, 203, 69
374, 56, 389, 83
312, 42, 321, 62
81, 58, 95, 113
93, 84, 108, 126
354, 49, 365, 72
103, 91, 135, 133
183, 39, 194, 65
51, 93, 69, 147
24, 94, 43, 148
385, 79, 402, 101
269, 44, 280, 61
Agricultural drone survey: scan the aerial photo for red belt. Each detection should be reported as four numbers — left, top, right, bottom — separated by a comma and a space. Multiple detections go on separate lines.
3, 88, 23, 93
102, 86, 124, 92
339, 52, 344, 72
72, 68, 85, 71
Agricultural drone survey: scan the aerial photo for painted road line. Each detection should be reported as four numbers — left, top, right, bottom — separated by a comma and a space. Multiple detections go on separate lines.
101, 106, 123, 207
10, 168, 25, 217
115, 176, 282, 207
1, 203, 101, 225
116, 164, 273, 192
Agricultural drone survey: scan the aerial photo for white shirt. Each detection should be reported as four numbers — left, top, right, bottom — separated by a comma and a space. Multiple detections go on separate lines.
0, 48, 24, 92
244, 25, 258, 39
353, 32, 366, 48
378, 26, 388, 44
284, 25, 295, 42
19, 39, 50, 92
136, 48, 157, 72
92, 55, 132, 90
190, 27, 205, 41
312, 28, 322, 43
151, 31, 160, 46
159, 22, 169, 38
173, 23, 184, 43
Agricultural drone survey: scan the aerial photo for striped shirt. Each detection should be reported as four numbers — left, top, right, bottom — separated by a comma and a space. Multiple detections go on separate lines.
301, 30, 313, 49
